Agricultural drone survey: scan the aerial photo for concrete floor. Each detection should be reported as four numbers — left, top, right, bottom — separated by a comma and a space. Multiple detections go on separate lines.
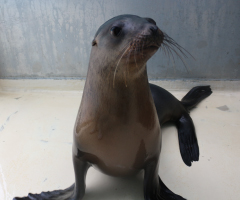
0, 80, 239, 200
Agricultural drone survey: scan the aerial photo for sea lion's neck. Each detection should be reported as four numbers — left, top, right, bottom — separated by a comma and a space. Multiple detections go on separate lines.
84, 61, 150, 106
76, 61, 156, 133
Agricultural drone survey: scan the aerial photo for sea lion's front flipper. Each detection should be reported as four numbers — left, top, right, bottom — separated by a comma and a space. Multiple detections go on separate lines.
72, 151, 91, 199
13, 154, 90, 200
176, 114, 199, 167
144, 160, 186, 200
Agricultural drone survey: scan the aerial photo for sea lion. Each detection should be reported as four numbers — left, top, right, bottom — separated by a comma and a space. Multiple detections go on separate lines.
14, 15, 212, 200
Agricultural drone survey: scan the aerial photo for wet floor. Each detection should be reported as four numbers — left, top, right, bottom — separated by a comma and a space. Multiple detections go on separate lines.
0, 80, 239, 200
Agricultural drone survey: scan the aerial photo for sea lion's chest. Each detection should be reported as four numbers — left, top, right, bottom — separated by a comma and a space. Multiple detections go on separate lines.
75, 116, 161, 176
74, 96, 161, 176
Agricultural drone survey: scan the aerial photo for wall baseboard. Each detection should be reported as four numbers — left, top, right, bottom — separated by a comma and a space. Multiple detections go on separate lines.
0, 79, 239, 92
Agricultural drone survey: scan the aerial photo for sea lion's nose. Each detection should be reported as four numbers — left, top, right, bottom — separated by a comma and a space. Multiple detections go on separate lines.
150, 25, 158, 35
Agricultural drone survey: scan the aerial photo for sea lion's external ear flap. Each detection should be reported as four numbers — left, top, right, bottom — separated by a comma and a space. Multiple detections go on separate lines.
145, 18, 156, 25
92, 39, 97, 46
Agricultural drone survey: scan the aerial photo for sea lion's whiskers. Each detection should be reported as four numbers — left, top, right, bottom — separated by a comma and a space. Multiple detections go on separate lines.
164, 43, 189, 73
161, 34, 191, 73
163, 33, 195, 60
118, 40, 132, 87
124, 68, 128, 87
116, 40, 133, 59
162, 43, 171, 66
164, 38, 188, 59
164, 43, 176, 65
161, 46, 168, 62
113, 44, 131, 88
163, 44, 176, 68
161, 32, 196, 73
123, 46, 130, 87
134, 48, 139, 70
159, 45, 168, 66
124, 47, 133, 87
141, 40, 145, 58
127, 47, 135, 79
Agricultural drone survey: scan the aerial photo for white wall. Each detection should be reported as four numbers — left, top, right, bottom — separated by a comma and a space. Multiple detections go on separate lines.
0, 0, 239, 79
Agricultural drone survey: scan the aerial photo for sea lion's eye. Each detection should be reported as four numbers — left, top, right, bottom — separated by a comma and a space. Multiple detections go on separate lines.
111, 26, 122, 37
92, 39, 97, 46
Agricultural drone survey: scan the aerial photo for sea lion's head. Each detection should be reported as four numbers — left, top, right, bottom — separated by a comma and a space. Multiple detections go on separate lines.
89, 15, 188, 86
91, 15, 163, 67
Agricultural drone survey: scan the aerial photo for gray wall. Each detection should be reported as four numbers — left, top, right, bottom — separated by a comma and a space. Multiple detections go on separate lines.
0, 0, 239, 79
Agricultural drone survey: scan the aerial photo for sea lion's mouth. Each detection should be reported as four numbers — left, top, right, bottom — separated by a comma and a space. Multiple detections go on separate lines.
122, 41, 161, 58
125, 33, 163, 54
145, 43, 161, 49
130, 45, 160, 51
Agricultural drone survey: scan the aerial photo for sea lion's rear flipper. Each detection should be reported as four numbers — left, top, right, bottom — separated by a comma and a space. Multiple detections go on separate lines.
13, 184, 75, 200
13, 154, 90, 200
181, 85, 212, 111
144, 160, 186, 200
158, 177, 186, 200
176, 114, 199, 167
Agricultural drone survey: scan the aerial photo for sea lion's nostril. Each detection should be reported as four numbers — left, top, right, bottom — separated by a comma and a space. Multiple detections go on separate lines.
150, 26, 158, 35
